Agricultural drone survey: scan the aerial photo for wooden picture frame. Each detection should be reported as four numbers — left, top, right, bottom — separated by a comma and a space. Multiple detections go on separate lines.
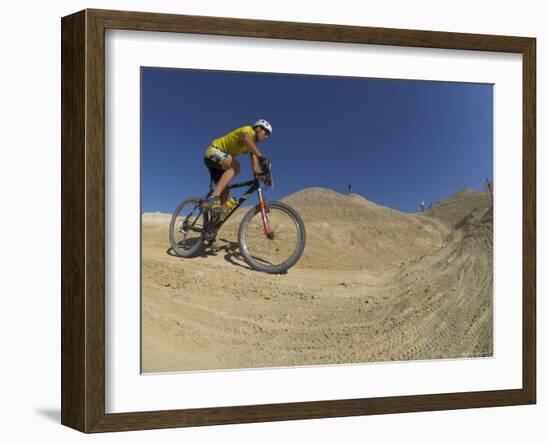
61, 8, 536, 433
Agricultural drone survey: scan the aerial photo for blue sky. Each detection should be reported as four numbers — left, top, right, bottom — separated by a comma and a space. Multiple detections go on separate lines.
141, 67, 493, 214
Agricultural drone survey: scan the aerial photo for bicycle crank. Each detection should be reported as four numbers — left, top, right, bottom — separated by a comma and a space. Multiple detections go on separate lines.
204, 221, 218, 242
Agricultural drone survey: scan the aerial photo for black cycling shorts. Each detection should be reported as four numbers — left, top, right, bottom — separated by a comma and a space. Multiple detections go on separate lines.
203, 157, 226, 184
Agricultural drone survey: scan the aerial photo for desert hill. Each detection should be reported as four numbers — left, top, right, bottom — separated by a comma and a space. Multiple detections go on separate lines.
281, 187, 452, 271
419, 188, 492, 227
141, 186, 493, 372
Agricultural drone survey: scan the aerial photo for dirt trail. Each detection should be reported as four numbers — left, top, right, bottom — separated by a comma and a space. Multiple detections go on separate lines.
142, 188, 493, 372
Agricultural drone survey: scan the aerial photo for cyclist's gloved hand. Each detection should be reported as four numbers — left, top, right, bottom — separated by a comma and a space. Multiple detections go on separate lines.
258, 156, 271, 174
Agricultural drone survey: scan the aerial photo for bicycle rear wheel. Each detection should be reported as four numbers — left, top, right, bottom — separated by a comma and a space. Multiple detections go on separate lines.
169, 197, 206, 257
238, 201, 306, 273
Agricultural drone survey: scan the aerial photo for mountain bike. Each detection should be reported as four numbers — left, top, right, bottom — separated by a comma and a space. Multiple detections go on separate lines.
169, 165, 306, 274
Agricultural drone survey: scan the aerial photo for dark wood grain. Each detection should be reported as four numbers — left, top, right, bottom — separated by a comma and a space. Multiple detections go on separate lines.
87, 389, 530, 433
522, 38, 536, 404
90, 8, 532, 53
61, 8, 537, 433
61, 10, 86, 432
85, 10, 108, 433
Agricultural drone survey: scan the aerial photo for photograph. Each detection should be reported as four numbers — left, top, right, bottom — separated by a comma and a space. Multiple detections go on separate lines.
140, 67, 494, 374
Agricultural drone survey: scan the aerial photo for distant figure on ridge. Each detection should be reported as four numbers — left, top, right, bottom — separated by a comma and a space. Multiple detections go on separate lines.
485, 178, 494, 201
420, 201, 425, 212
348, 184, 352, 194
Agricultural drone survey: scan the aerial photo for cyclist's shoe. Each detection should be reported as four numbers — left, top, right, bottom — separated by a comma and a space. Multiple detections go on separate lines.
201, 195, 221, 212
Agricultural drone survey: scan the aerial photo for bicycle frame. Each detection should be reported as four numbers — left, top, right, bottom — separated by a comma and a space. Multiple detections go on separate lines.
205, 176, 270, 232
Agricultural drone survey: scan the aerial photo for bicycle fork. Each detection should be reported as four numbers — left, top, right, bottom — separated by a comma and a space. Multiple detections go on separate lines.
257, 188, 273, 238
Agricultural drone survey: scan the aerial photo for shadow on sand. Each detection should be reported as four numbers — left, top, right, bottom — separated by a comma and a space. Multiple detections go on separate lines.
166, 238, 254, 271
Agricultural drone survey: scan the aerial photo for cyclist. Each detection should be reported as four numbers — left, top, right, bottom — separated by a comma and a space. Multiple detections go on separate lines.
201, 119, 272, 215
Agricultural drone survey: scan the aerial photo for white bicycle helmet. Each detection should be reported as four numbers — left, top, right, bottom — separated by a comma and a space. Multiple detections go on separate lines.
253, 119, 273, 135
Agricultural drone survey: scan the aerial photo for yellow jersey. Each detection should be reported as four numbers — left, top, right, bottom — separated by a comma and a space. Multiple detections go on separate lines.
211, 126, 255, 156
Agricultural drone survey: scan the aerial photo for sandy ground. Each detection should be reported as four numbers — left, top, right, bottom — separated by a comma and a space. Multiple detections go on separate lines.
141, 187, 493, 373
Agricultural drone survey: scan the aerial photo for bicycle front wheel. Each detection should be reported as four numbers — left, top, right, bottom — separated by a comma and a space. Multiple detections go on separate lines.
169, 197, 206, 257
238, 201, 306, 274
